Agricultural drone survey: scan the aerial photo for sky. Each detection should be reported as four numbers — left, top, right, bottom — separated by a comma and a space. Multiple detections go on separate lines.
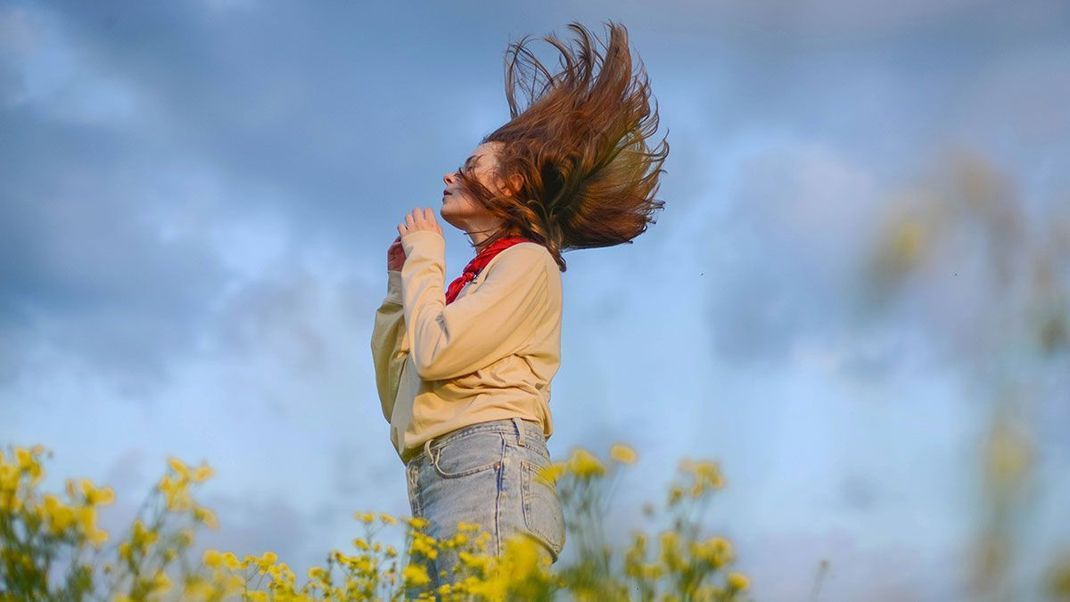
2, 1, 1069, 599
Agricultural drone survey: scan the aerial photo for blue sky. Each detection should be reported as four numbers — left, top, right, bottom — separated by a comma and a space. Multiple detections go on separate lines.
2, 1, 1069, 599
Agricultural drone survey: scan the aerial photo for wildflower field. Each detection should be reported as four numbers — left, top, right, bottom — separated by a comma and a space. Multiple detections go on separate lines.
0, 443, 751, 601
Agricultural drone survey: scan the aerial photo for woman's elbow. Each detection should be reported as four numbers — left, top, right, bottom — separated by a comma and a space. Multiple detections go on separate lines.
412, 352, 443, 381
412, 352, 469, 381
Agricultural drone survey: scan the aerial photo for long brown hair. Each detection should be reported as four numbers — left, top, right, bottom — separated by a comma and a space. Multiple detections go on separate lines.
454, 21, 669, 272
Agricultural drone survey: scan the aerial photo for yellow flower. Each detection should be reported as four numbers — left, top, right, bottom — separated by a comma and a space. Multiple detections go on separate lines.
79, 479, 115, 506
182, 575, 215, 598
641, 562, 664, 580
193, 506, 218, 529
355, 512, 375, 524
15, 447, 34, 471
202, 549, 223, 568
668, 486, 684, 507
77, 506, 109, 548
679, 458, 724, 492
269, 560, 295, 585
658, 530, 682, 570
192, 463, 215, 483
456, 521, 482, 533
459, 551, 492, 573
537, 462, 567, 485
567, 448, 606, 478
402, 564, 431, 588
64, 478, 78, 501
609, 443, 638, 465
158, 474, 192, 511
0, 463, 18, 490
222, 573, 245, 593
688, 535, 733, 570
690, 536, 732, 568
445, 532, 469, 548
12, 447, 44, 486
709, 536, 732, 557
168, 457, 191, 480
379, 512, 398, 525
42, 494, 75, 534
727, 571, 749, 591
149, 571, 171, 593
87, 527, 109, 548
624, 533, 648, 578
409, 532, 439, 560
132, 519, 158, 547
222, 551, 241, 570
503, 536, 545, 576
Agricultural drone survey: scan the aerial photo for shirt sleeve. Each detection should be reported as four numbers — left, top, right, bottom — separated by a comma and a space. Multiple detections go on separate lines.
399, 230, 550, 381
369, 270, 409, 422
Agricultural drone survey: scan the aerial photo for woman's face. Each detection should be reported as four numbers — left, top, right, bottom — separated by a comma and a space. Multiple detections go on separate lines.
440, 141, 510, 233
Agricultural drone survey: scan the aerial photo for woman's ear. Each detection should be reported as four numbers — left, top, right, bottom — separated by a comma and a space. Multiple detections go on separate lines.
503, 173, 524, 197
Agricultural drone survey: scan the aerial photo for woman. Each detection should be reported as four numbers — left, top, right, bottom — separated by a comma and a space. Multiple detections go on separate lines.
370, 20, 668, 588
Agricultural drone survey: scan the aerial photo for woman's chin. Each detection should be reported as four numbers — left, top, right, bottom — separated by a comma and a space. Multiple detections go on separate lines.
438, 210, 460, 230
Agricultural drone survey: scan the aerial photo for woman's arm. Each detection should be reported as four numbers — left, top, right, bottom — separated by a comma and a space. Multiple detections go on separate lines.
370, 270, 409, 422
399, 230, 550, 381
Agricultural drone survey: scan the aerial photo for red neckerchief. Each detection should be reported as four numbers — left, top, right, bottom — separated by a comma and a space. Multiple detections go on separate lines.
445, 236, 536, 305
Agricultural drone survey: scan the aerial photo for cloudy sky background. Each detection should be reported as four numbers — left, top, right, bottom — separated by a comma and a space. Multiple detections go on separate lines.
2, 1, 1069, 599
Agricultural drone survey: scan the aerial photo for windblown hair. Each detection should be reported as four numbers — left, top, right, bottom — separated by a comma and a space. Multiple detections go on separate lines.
455, 20, 669, 272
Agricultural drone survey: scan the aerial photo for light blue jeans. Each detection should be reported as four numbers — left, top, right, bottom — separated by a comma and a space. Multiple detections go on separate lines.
405, 417, 566, 590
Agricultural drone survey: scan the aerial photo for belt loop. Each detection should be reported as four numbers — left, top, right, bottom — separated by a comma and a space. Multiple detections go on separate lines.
423, 437, 434, 462
512, 417, 525, 447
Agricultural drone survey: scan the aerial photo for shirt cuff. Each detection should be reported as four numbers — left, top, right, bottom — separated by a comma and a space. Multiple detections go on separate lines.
385, 270, 403, 304
400, 229, 446, 259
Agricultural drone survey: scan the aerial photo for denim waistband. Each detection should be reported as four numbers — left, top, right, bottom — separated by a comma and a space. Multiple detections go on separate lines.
403, 417, 544, 466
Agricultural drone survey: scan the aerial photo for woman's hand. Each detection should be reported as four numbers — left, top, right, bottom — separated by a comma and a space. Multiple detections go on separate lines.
397, 207, 443, 239
387, 235, 406, 271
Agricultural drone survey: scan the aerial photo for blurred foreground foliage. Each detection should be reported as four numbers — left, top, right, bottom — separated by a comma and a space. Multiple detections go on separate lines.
0, 443, 751, 601
866, 152, 1070, 600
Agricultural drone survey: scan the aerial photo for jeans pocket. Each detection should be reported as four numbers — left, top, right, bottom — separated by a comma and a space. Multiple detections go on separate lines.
430, 431, 504, 479
520, 459, 566, 560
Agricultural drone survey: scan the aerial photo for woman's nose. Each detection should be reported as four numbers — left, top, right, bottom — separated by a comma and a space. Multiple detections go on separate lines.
443, 173, 452, 185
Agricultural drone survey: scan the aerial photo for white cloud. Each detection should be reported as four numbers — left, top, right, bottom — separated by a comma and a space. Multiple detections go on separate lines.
0, 5, 145, 124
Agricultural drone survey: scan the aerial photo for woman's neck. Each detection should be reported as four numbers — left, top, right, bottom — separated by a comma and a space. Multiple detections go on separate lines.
469, 225, 521, 254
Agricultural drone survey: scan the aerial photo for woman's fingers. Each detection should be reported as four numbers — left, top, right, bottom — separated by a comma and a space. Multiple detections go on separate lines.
422, 207, 441, 233
416, 207, 439, 233
397, 208, 440, 236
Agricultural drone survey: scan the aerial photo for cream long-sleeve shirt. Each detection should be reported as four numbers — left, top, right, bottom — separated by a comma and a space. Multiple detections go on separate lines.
370, 229, 562, 463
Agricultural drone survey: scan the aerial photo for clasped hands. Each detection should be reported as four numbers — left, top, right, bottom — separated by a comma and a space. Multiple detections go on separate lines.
388, 208, 443, 271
